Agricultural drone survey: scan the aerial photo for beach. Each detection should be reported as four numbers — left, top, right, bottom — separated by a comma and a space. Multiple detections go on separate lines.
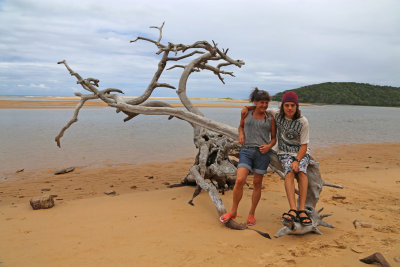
1, 143, 400, 266
1, 98, 400, 266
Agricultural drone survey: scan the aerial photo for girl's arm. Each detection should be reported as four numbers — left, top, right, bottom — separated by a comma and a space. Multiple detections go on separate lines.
269, 116, 277, 148
238, 113, 246, 145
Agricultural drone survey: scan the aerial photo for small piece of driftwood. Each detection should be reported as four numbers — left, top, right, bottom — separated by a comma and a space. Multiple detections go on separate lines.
332, 195, 346, 200
360, 252, 391, 267
30, 195, 55, 210
54, 167, 75, 175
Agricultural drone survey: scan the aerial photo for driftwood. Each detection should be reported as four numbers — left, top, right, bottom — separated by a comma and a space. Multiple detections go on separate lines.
30, 195, 55, 210
54, 167, 75, 175
360, 252, 391, 267
56, 23, 342, 236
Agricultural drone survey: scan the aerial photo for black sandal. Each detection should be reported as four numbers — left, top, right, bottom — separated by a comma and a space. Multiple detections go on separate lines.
282, 209, 297, 222
297, 210, 312, 226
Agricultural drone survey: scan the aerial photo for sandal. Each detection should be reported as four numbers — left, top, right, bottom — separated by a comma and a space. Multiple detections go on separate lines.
247, 215, 256, 226
219, 212, 237, 224
282, 209, 297, 222
297, 210, 312, 226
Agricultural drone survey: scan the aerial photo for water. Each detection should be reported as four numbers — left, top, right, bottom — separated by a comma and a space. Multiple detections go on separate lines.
1, 104, 399, 176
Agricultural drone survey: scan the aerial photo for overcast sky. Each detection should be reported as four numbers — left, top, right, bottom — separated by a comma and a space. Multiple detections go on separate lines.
1, 0, 399, 98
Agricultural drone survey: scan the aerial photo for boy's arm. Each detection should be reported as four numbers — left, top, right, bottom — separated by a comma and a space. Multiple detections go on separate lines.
241, 105, 255, 120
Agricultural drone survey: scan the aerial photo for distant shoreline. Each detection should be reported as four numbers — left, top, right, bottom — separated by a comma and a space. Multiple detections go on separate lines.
0, 97, 322, 109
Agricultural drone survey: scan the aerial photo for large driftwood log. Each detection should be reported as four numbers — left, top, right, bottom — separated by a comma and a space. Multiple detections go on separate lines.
56, 23, 341, 236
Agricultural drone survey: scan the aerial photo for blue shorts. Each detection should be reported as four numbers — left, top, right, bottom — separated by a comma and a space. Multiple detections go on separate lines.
237, 146, 270, 174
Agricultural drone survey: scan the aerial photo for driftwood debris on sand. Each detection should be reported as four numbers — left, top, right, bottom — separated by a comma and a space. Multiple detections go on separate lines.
30, 195, 55, 210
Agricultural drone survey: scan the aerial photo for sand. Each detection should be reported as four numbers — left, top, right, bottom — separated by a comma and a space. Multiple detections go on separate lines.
1, 143, 400, 266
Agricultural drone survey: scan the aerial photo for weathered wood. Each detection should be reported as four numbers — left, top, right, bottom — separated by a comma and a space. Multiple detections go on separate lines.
360, 252, 391, 267
54, 167, 75, 175
30, 195, 55, 210
56, 23, 341, 237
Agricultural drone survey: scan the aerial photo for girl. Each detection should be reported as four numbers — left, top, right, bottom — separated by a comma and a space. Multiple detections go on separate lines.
220, 88, 276, 226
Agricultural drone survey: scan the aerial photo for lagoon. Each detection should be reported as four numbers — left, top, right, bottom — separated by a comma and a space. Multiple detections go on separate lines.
1, 104, 399, 177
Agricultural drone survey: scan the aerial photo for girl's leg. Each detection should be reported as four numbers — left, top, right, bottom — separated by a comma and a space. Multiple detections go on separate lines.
230, 167, 249, 216
249, 173, 263, 217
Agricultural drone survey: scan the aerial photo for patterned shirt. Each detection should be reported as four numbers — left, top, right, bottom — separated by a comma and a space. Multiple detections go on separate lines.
269, 108, 310, 156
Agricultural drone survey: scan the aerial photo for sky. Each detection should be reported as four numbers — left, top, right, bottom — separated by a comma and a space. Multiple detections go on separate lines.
0, 0, 399, 98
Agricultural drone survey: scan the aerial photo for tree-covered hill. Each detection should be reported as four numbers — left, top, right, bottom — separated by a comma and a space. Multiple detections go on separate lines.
272, 82, 400, 107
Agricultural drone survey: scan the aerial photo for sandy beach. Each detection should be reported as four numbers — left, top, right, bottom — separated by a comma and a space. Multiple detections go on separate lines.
1, 143, 399, 266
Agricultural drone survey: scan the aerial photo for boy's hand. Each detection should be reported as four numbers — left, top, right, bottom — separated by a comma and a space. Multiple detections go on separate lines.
241, 106, 249, 120
290, 161, 299, 173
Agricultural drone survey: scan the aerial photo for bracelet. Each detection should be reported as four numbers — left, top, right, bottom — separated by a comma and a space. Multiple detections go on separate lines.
293, 157, 300, 162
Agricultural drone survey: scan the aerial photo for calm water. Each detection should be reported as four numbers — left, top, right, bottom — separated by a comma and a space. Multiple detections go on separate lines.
1, 104, 399, 176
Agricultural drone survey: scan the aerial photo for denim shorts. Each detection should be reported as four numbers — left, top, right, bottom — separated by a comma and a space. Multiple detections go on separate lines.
237, 146, 270, 174
278, 154, 310, 176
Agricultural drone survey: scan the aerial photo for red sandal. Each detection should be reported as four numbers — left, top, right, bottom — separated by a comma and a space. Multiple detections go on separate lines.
247, 215, 256, 226
219, 212, 236, 223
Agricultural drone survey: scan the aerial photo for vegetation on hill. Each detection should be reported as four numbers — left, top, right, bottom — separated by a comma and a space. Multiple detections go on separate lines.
272, 82, 400, 107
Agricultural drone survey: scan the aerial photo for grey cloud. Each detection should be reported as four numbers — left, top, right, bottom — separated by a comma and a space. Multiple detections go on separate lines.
0, 0, 399, 97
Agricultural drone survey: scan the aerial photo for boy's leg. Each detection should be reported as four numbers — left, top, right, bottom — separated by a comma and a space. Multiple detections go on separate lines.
249, 173, 263, 217
297, 171, 308, 211
297, 171, 311, 224
283, 172, 297, 219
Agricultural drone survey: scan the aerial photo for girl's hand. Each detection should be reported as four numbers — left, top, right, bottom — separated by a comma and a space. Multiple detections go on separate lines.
238, 133, 245, 145
259, 144, 270, 154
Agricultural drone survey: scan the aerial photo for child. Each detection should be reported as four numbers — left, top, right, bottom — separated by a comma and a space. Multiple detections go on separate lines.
220, 88, 276, 226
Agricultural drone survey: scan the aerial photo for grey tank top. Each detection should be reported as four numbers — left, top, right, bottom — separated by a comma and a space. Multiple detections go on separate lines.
244, 112, 272, 146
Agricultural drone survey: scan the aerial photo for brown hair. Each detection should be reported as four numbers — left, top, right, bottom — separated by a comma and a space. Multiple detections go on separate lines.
249, 87, 271, 102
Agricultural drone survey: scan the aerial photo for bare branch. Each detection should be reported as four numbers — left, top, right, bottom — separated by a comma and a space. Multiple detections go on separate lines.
217, 62, 233, 69
122, 100, 175, 122
198, 63, 235, 84
167, 51, 205, 61
167, 65, 186, 70
103, 88, 124, 95
86, 78, 100, 87
126, 50, 170, 105
149, 21, 165, 45
131, 37, 161, 46
54, 95, 97, 147
111, 102, 238, 139
154, 83, 176, 89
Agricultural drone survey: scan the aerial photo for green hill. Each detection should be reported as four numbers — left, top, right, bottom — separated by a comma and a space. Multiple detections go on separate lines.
272, 82, 400, 107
